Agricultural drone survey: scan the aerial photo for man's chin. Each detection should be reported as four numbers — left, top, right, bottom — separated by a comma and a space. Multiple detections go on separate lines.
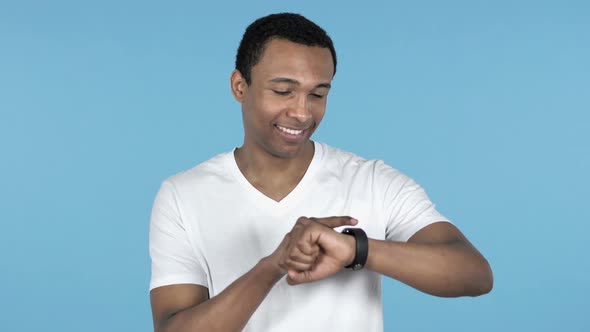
269, 140, 312, 160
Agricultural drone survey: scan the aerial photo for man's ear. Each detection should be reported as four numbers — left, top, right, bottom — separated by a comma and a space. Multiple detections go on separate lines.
230, 69, 248, 103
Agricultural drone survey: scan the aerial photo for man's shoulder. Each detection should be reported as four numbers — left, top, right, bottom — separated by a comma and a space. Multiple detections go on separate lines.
319, 142, 368, 167
163, 150, 235, 191
319, 142, 395, 173
319, 142, 409, 185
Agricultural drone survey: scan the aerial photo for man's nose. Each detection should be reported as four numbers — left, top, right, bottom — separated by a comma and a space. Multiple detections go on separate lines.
286, 94, 312, 122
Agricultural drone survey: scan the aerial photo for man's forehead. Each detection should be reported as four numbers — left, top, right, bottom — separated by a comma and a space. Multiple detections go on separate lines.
268, 77, 332, 89
251, 40, 334, 84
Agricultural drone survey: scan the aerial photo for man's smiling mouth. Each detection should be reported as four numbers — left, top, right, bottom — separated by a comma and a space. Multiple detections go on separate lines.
275, 124, 306, 135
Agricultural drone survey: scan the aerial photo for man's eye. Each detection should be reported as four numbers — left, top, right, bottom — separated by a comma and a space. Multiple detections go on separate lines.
311, 93, 325, 99
273, 90, 290, 96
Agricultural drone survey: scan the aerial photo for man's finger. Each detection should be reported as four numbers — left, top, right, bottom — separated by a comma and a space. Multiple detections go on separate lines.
287, 269, 314, 285
284, 259, 314, 272
311, 216, 358, 229
297, 238, 320, 256
288, 247, 317, 264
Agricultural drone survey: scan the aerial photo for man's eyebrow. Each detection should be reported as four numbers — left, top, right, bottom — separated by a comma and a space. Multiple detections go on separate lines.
269, 77, 331, 89
315, 83, 331, 89
269, 77, 300, 85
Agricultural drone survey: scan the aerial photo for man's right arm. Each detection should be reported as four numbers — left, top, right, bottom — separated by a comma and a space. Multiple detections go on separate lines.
149, 181, 292, 332
150, 254, 284, 332
150, 215, 357, 332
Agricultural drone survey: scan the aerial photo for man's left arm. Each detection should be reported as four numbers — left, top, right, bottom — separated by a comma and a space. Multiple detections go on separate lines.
365, 221, 493, 297
285, 218, 493, 297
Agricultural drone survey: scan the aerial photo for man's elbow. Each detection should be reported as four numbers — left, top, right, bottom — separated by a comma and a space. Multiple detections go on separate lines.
469, 258, 494, 296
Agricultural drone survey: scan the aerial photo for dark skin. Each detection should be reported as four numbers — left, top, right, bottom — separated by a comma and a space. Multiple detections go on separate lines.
150, 38, 493, 332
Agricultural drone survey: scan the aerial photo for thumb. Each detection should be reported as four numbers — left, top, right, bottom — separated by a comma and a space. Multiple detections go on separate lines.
312, 216, 358, 229
287, 269, 314, 285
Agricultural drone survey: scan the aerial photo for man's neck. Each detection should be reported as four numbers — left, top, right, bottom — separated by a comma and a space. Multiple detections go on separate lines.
234, 141, 315, 201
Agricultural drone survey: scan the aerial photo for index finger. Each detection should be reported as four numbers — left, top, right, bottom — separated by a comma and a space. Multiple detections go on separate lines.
309, 216, 358, 229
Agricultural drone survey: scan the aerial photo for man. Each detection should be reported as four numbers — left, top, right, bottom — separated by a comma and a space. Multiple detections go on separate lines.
149, 13, 493, 332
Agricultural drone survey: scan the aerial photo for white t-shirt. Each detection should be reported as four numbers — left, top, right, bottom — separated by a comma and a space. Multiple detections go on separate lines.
149, 142, 448, 332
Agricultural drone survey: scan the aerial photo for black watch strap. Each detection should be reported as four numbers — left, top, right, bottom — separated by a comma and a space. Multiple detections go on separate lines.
341, 228, 368, 271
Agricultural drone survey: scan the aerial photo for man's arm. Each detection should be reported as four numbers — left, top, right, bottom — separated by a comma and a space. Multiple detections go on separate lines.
150, 255, 283, 332
150, 217, 357, 332
286, 221, 493, 297
365, 221, 493, 297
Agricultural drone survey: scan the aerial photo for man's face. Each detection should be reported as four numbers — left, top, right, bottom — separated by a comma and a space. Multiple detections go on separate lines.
232, 38, 334, 159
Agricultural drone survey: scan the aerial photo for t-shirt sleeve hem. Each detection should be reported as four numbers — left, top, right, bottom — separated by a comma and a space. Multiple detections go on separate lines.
149, 275, 209, 292
397, 218, 453, 242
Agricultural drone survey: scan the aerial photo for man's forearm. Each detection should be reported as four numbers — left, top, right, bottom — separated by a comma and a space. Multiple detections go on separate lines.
365, 239, 493, 297
161, 257, 283, 332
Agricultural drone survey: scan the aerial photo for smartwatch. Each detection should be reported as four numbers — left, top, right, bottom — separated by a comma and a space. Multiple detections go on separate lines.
341, 228, 368, 271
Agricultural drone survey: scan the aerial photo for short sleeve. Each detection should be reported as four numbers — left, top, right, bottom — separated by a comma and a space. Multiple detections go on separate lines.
149, 180, 208, 291
377, 162, 450, 242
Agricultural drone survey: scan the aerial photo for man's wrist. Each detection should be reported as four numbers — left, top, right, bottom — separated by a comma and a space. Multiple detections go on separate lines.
341, 233, 356, 267
341, 228, 369, 270
258, 256, 287, 285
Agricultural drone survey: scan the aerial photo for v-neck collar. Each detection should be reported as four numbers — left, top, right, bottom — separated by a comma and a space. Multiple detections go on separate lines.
226, 141, 324, 211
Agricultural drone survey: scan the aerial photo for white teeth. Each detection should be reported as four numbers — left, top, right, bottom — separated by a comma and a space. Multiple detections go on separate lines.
277, 125, 303, 135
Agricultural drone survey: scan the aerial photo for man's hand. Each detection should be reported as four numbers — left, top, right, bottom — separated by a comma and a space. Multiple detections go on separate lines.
265, 216, 357, 284
283, 216, 358, 285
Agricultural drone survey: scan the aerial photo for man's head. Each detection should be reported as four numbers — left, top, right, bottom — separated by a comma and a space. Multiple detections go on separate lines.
231, 13, 336, 160
235, 13, 337, 86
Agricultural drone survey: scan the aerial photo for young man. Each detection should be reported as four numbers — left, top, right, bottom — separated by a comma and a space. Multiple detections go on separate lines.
149, 13, 493, 332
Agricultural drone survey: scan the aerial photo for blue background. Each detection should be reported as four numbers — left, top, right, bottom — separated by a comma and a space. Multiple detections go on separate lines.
1, 1, 588, 331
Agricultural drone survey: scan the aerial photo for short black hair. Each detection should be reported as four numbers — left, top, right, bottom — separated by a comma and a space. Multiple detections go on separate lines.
235, 13, 337, 85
